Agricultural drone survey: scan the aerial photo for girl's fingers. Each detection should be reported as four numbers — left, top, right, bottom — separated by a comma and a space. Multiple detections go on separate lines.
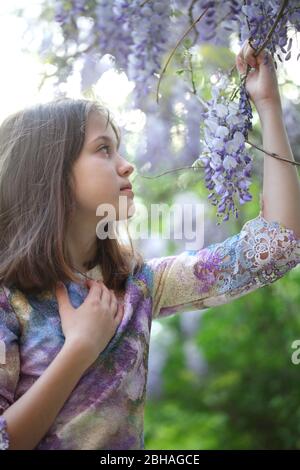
242, 39, 270, 68
236, 54, 247, 75
109, 291, 118, 315
236, 40, 264, 77
104, 287, 119, 316
100, 285, 111, 307
86, 279, 103, 301
100, 283, 112, 304
244, 45, 257, 68
85, 278, 92, 287
55, 282, 73, 313
238, 39, 257, 68
115, 302, 124, 322
84, 279, 119, 315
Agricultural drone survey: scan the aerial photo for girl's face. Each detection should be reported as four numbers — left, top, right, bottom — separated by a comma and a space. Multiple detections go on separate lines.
72, 111, 135, 222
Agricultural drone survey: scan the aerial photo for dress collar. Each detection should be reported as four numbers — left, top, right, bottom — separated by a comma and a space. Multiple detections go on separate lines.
74, 264, 103, 282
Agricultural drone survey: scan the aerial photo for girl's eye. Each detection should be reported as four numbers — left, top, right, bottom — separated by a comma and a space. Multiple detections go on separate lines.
97, 145, 110, 155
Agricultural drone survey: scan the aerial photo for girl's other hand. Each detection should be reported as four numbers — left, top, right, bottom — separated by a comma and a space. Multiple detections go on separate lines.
55, 279, 124, 365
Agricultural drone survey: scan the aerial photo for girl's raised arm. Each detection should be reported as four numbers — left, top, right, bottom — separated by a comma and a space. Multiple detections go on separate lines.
143, 42, 300, 320
236, 40, 300, 237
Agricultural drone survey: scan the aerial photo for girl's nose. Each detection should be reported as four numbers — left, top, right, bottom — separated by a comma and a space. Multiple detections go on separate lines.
119, 157, 135, 177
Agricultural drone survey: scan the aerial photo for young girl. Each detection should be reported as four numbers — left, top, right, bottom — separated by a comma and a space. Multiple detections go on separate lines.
0, 41, 300, 450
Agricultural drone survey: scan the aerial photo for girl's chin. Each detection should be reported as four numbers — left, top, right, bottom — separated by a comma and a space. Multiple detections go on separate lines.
117, 200, 136, 220
118, 197, 135, 220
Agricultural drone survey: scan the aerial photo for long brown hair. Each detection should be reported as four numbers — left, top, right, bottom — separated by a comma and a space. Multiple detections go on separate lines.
0, 98, 143, 295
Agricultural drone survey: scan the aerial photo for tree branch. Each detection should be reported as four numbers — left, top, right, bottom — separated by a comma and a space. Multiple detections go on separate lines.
245, 139, 300, 167
156, 6, 209, 104
136, 139, 300, 180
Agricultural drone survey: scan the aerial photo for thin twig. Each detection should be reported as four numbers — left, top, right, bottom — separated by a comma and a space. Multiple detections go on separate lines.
253, 0, 289, 57
136, 139, 300, 180
136, 165, 200, 179
186, 48, 197, 94
187, 0, 201, 46
38, 38, 99, 92
156, 6, 209, 104
246, 139, 300, 167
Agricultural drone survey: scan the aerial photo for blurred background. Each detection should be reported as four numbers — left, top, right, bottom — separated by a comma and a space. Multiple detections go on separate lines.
1, 0, 300, 449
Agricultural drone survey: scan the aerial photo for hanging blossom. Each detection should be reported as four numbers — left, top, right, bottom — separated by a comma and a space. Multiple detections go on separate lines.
190, 0, 300, 60
54, 0, 133, 73
54, 0, 90, 43
54, 0, 88, 25
239, 0, 300, 67
93, 1, 133, 72
42, 0, 300, 100
289, 0, 300, 32
193, 0, 242, 47
193, 74, 253, 224
121, 0, 172, 106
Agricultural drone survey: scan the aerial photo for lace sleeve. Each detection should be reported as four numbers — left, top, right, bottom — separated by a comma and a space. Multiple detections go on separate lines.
145, 212, 300, 319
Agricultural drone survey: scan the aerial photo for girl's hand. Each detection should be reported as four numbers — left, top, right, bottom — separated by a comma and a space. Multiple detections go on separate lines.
55, 279, 124, 364
235, 39, 282, 113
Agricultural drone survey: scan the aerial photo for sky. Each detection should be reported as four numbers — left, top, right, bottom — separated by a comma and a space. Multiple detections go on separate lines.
0, 1, 299, 124
0, 1, 45, 122
0, 0, 139, 126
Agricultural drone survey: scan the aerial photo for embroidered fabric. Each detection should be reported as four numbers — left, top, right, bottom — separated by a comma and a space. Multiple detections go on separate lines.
0, 212, 299, 449
148, 213, 300, 317
0, 415, 9, 450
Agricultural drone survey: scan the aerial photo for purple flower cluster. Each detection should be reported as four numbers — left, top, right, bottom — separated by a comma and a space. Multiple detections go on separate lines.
194, 74, 253, 223
239, 0, 300, 67
124, 0, 172, 105
48, 0, 300, 97
289, 0, 300, 32
46, 0, 300, 93
190, 0, 242, 47
93, 0, 133, 72
51, 1, 172, 106
54, 1, 87, 24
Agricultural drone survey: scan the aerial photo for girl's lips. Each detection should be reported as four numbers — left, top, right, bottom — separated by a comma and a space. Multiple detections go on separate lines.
120, 182, 132, 190
120, 188, 134, 197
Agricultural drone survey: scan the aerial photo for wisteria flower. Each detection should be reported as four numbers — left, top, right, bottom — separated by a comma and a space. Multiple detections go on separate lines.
194, 74, 253, 223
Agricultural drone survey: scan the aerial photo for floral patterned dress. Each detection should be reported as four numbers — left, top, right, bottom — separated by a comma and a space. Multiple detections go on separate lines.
0, 211, 300, 449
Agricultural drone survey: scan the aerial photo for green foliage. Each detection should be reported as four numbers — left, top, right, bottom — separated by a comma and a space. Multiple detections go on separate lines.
145, 267, 300, 449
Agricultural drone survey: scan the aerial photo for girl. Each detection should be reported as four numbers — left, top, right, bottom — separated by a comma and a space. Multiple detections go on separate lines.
0, 40, 300, 450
